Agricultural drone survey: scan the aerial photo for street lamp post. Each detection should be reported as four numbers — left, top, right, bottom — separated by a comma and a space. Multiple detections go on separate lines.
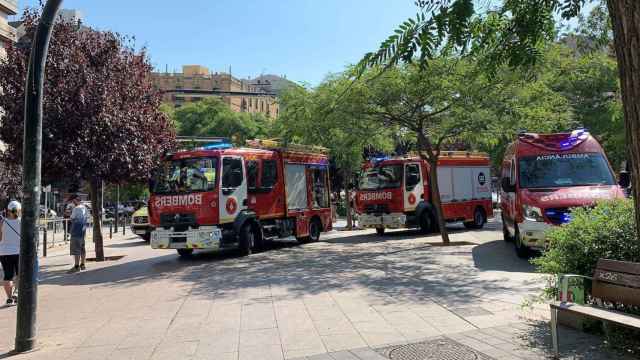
16, 0, 63, 353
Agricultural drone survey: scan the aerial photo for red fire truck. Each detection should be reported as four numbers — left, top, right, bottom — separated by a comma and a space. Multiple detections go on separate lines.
355, 152, 494, 235
148, 139, 333, 257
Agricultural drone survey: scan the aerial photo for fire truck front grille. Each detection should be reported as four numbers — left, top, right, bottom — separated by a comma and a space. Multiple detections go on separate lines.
160, 213, 197, 231
544, 207, 571, 225
364, 204, 389, 215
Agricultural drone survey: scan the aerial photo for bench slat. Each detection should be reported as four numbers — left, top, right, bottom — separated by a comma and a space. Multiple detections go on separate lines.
594, 269, 640, 288
597, 259, 640, 275
592, 281, 640, 307
551, 302, 640, 329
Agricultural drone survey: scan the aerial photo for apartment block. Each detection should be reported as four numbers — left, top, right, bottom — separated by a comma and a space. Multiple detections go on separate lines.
0, 0, 17, 60
152, 65, 279, 118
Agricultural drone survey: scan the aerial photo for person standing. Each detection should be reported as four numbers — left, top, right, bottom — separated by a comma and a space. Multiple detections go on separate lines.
68, 194, 88, 273
0, 201, 21, 305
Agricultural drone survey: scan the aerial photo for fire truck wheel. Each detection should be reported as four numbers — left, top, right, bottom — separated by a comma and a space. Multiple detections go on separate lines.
177, 249, 194, 258
501, 214, 513, 242
419, 212, 433, 234
464, 208, 486, 229
375, 227, 385, 236
514, 225, 530, 259
239, 224, 255, 256
309, 218, 322, 242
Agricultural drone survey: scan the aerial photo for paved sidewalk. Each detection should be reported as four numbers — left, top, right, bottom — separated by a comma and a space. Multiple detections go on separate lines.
0, 221, 629, 359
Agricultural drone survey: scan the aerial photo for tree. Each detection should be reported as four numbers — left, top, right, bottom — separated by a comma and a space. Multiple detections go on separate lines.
0, 9, 175, 261
358, 0, 640, 240
164, 97, 274, 145
277, 75, 395, 229
364, 59, 490, 243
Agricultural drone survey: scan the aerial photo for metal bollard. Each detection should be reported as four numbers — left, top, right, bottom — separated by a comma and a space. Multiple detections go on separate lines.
122, 216, 126, 236
43, 227, 47, 257
110, 221, 113, 239
63, 219, 67, 242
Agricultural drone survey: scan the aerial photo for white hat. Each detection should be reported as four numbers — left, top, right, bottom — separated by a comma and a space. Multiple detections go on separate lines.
7, 201, 21, 211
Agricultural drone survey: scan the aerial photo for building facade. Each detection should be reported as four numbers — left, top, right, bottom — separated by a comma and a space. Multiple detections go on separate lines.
0, 0, 17, 60
152, 65, 279, 118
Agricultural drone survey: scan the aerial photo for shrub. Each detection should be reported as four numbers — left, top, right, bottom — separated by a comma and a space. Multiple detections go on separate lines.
533, 199, 640, 277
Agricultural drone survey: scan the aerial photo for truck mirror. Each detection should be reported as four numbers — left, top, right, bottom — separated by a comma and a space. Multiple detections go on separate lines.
619, 171, 631, 188
501, 177, 515, 193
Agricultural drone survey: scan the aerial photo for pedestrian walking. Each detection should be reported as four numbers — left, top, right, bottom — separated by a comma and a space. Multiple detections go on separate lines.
0, 201, 21, 305
68, 194, 88, 273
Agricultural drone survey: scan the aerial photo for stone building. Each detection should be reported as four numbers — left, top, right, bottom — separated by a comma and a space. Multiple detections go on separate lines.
152, 65, 279, 118
0, 0, 17, 60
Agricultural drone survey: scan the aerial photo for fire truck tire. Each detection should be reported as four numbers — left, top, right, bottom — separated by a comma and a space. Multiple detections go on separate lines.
309, 218, 322, 242
177, 249, 193, 258
514, 225, 531, 259
375, 227, 385, 236
419, 211, 433, 234
239, 224, 255, 256
501, 214, 513, 242
464, 207, 486, 229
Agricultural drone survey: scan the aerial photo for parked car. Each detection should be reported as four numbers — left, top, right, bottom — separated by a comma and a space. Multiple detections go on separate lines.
130, 206, 151, 241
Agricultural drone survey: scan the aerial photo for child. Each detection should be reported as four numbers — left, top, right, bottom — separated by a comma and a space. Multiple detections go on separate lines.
0, 201, 21, 305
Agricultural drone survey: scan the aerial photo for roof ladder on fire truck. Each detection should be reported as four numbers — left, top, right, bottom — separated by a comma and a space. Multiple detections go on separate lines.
246, 139, 329, 155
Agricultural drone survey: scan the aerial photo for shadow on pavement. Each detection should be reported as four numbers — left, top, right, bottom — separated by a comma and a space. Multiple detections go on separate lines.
472, 240, 536, 273
37, 224, 542, 308
106, 240, 150, 248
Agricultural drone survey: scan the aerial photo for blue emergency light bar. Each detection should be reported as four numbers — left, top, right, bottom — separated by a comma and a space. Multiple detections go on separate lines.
202, 141, 233, 150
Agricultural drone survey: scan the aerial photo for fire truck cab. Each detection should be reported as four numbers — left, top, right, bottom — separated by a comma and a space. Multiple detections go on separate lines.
148, 139, 332, 257
500, 130, 625, 258
355, 152, 494, 235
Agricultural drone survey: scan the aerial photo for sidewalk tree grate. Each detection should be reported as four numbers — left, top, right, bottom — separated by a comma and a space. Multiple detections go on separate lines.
376, 337, 495, 360
450, 307, 493, 317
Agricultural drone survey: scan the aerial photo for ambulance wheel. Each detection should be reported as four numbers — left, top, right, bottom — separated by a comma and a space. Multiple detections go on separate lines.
177, 249, 193, 258
376, 227, 385, 236
419, 212, 432, 234
464, 208, 486, 229
502, 214, 513, 242
514, 225, 530, 259
309, 218, 322, 242
239, 224, 254, 256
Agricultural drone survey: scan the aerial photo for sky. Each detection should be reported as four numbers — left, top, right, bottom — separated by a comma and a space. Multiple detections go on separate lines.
17, 0, 419, 85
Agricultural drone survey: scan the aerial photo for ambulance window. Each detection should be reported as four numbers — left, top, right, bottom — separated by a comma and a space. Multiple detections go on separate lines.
247, 160, 259, 192
405, 164, 421, 191
261, 160, 278, 189
222, 158, 243, 188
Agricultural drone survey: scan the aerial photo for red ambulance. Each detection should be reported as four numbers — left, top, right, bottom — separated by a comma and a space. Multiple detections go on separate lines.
500, 130, 625, 258
355, 152, 494, 235
148, 139, 332, 257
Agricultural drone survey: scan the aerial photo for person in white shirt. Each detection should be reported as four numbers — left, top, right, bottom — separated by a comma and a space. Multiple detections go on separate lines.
0, 201, 21, 305
68, 194, 88, 273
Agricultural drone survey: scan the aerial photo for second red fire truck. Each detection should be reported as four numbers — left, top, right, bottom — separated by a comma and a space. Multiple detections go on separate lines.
148, 139, 332, 257
355, 152, 494, 235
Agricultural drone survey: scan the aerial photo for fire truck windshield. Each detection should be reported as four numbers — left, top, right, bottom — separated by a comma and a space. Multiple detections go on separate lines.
152, 157, 218, 194
518, 153, 615, 189
359, 164, 403, 190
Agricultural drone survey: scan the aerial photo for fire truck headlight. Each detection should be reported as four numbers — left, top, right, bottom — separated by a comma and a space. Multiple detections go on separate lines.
523, 205, 544, 222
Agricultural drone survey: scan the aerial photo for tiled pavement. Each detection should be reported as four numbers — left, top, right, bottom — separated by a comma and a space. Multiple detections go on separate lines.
0, 221, 630, 359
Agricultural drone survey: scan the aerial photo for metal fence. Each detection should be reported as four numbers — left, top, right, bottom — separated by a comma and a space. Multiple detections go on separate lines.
37, 216, 130, 257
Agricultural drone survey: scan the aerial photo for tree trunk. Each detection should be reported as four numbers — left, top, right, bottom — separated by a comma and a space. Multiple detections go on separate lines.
428, 159, 450, 244
345, 172, 353, 230
89, 178, 105, 261
607, 0, 640, 239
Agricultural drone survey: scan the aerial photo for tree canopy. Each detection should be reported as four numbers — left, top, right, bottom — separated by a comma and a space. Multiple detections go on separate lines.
0, 9, 175, 260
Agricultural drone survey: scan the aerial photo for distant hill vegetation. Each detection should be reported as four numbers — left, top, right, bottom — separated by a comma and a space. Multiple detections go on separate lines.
248, 74, 298, 96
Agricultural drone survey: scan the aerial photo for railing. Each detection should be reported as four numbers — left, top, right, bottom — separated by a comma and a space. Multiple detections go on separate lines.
37, 215, 130, 257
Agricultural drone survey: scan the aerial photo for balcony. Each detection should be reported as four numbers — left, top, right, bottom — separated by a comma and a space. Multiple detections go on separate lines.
0, 0, 18, 15
0, 19, 16, 43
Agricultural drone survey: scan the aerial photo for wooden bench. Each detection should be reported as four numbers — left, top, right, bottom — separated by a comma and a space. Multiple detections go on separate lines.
550, 259, 640, 357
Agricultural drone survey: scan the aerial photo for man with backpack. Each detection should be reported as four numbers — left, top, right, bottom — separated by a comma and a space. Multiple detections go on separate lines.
68, 194, 88, 273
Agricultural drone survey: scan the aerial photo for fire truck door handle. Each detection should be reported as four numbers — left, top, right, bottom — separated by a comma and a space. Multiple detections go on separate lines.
242, 199, 249, 206
420, 194, 424, 199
